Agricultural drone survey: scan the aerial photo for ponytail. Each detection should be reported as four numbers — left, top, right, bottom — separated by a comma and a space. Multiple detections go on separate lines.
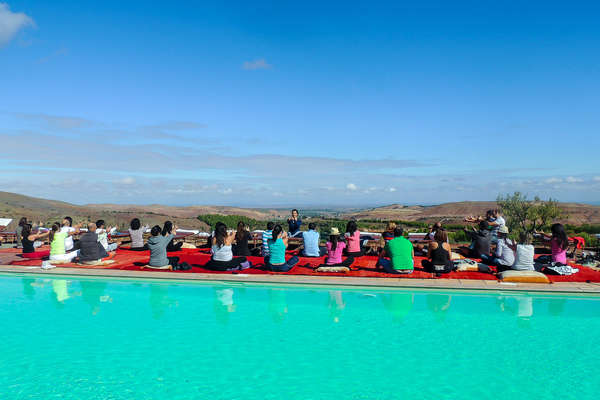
49, 223, 60, 242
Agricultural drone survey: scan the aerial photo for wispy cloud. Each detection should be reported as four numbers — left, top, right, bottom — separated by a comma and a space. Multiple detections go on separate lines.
13, 112, 94, 130
0, 3, 34, 47
37, 47, 69, 64
346, 183, 357, 191
242, 58, 271, 70
566, 176, 583, 183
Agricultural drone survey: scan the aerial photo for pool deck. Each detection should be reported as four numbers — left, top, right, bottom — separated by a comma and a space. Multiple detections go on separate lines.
2, 264, 599, 294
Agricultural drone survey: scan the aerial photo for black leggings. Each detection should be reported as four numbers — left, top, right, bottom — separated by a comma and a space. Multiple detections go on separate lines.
318, 256, 355, 269
129, 245, 148, 251
344, 250, 363, 257
204, 257, 247, 271
167, 240, 183, 252
422, 259, 454, 274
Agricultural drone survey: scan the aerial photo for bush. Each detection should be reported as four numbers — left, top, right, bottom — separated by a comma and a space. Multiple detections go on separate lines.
449, 230, 469, 244
197, 214, 263, 230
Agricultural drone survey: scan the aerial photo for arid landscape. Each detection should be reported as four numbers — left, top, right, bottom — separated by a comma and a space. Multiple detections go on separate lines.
1, 191, 599, 231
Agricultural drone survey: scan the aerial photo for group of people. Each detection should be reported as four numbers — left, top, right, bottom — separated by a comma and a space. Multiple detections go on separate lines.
12, 207, 574, 276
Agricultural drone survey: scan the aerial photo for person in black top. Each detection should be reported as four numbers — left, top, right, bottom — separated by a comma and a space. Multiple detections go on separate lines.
162, 221, 183, 252
20, 224, 50, 253
79, 223, 109, 263
232, 221, 252, 256
463, 220, 491, 259
422, 230, 454, 275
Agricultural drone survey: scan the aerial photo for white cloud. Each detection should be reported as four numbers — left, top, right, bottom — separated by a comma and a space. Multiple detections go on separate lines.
0, 3, 34, 47
220, 188, 233, 195
566, 176, 583, 183
544, 177, 562, 184
115, 177, 136, 185
387, 187, 397, 192
346, 183, 357, 191
594, 176, 600, 182
242, 58, 271, 70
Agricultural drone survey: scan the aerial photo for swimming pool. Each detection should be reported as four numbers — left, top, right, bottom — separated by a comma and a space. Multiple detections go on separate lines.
1, 274, 599, 399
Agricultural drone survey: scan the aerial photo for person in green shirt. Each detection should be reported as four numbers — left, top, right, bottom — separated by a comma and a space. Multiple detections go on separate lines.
377, 226, 414, 274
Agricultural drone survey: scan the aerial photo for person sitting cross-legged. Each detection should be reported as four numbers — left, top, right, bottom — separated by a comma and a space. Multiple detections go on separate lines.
422, 229, 454, 275
266, 224, 299, 272
301, 222, 326, 257
79, 222, 112, 264
480, 225, 515, 270
204, 222, 250, 271
377, 226, 414, 274
147, 224, 190, 270
316, 227, 355, 269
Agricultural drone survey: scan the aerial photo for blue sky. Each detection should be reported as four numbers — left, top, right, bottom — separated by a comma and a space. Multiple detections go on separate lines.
1, 1, 599, 206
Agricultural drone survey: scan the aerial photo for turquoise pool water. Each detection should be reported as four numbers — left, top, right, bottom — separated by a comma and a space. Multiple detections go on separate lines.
1, 275, 599, 399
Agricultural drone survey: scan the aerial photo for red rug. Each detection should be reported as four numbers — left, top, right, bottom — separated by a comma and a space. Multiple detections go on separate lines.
5, 247, 599, 283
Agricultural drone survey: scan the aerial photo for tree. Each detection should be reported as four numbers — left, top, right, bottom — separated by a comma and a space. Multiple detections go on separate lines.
496, 192, 562, 235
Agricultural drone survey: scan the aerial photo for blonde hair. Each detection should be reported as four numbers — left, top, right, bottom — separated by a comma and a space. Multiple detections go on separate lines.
385, 222, 396, 232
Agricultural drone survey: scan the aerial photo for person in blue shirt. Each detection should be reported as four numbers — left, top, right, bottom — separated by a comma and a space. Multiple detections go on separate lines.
287, 209, 302, 237
301, 222, 325, 257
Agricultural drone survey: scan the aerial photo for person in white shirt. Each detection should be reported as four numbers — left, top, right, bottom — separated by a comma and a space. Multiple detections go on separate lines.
96, 219, 118, 252
481, 225, 515, 270
510, 232, 535, 271
60, 216, 77, 251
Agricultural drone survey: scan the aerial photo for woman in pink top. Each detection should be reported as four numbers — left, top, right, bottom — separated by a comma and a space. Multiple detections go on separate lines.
538, 223, 569, 264
319, 227, 355, 268
344, 220, 363, 256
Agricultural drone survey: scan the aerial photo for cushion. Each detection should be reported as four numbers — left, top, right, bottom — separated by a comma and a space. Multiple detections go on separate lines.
22, 251, 50, 259
79, 260, 116, 266
315, 266, 350, 273
141, 265, 172, 270
181, 243, 196, 249
498, 270, 550, 284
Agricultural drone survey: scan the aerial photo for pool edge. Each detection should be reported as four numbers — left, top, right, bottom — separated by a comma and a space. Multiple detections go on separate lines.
2, 265, 599, 295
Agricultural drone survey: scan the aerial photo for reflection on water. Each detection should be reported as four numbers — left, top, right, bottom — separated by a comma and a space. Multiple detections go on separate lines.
427, 294, 452, 322
150, 285, 178, 319
22, 278, 35, 300
328, 291, 345, 323
214, 288, 236, 324
81, 281, 110, 316
269, 289, 288, 323
497, 295, 534, 328
382, 293, 414, 322
50, 280, 80, 308
14, 277, 598, 327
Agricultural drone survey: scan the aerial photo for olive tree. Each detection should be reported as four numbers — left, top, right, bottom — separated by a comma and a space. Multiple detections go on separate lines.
496, 192, 562, 235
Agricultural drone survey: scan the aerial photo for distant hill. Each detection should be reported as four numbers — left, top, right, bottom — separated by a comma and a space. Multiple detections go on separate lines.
0, 191, 280, 231
2, 191, 600, 231
341, 201, 600, 225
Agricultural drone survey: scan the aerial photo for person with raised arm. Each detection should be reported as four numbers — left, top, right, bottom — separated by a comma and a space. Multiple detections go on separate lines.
49, 222, 81, 263
204, 222, 251, 271
266, 224, 299, 271
287, 209, 302, 238
21, 223, 49, 253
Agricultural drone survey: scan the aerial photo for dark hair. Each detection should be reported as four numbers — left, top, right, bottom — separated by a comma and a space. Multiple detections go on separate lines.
49, 223, 61, 242
551, 223, 569, 250
130, 218, 141, 230
434, 229, 447, 243
486, 210, 494, 219
329, 234, 339, 251
291, 209, 299, 215
96, 219, 105, 229
479, 220, 489, 231
63, 216, 73, 227
18, 217, 27, 227
346, 220, 358, 234
22, 223, 32, 238
270, 224, 283, 244
162, 220, 173, 236
150, 225, 162, 236
214, 222, 227, 247
235, 221, 246, 242
519, 232, 531, 245
308, 222, 317, 230
394, 227, 404, 237
267, 221, 274, 230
